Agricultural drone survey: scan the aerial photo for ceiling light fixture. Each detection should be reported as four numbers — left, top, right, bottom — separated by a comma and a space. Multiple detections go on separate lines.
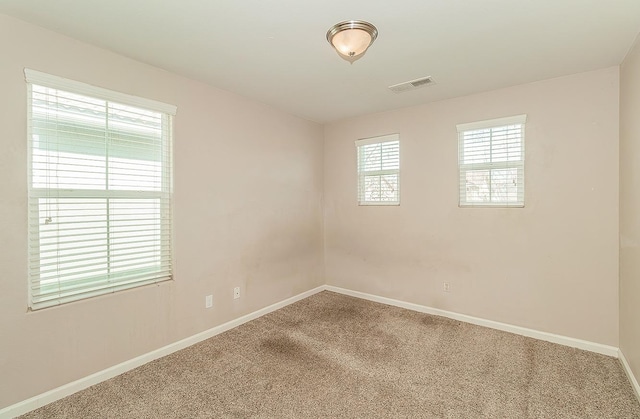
326, 20, 378, 63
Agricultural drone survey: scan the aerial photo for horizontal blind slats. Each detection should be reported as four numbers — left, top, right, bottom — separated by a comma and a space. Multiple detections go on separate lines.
356, 135, 400, 205
31, 262, 171, 286
32, 247, 171, 272
28, 78, 174, 310
458, 118, 525, 207
31, 264, 172, 292
32, 273, 172, 306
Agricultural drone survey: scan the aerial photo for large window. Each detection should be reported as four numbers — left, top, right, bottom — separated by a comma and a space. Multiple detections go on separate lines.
457, 115, 526, 207
26, 69, 176, 310
356, 134, 400, 205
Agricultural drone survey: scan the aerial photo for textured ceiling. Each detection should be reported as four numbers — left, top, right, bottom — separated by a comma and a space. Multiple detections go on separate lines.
1, 0, 639, 123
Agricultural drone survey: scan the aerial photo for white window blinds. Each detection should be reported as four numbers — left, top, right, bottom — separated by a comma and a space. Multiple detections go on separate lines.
457, 115, 526, 207
356, 134, 400, 205
26, 69, 176, 310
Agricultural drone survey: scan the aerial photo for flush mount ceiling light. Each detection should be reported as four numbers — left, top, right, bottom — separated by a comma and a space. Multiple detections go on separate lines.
326, 20, 378, 63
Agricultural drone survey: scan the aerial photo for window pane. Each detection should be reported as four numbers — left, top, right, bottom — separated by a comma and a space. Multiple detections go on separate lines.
490, 168, 519, 202
359, 140, 400, 172
108, 157, 162, 191
458, 116, 525, 207
463, 169, 520, 204
463, 125, 522, 164
464, 170, 491, 202
32, 148, 106, 190
37, 198, 109, 286
28, 74, 174, 309
361, 143, 382, 171
109, 199, 163, 274
363, 175, 382, 201
108, 102, 163, 162
379, 174, 399, 201
32, 85, 107, 158
356, 136, 400, 204
381, 141, 400, 170
463, 130, 491, 164
363, 174, 399, 202
491, 125, 522, 163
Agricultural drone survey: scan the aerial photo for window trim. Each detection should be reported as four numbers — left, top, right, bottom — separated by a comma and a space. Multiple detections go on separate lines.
457, 114, 526, 208
24, 69, 177, 115
25, 68, 176, 310
355, 133, 400, 206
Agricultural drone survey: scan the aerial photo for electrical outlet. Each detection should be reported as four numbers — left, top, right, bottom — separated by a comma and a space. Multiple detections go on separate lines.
233, 287, 240, 299
205, 294, 213, 308
443, 282, 451, 293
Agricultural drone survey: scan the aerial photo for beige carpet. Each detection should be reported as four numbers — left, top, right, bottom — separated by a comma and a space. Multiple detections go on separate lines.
20, 291, 640, 418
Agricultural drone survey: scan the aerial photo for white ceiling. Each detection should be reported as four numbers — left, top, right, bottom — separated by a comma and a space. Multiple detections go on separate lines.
1, 1, 640, 123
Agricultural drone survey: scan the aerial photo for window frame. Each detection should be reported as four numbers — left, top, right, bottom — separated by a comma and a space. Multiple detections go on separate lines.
457, 115, 526, 208
25, 69, 176, 310
355, 133, 400, 206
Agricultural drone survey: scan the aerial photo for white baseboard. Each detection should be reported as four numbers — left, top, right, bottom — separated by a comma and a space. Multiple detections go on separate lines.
325, 285, 619, 357
0, 286, 325, 419
0, 284, 626, 418
619, 349, 640, 403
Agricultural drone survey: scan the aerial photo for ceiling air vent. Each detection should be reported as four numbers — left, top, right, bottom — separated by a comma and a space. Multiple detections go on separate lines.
389, 76, 434, 93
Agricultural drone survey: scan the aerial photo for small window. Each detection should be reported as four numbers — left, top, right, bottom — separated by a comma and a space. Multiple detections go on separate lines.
25, 69, 176, 310
457, 115, 526, 207
356, 134, 400, 205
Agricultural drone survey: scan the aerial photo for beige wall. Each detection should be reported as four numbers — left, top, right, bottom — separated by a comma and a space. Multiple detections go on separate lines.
0, 14, 324, 409
0, 11, 631, 411
620, 34, 640, 386
324, 68, 620, 346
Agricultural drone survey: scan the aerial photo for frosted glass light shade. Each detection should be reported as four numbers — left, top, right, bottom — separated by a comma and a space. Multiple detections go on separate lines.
331, 29, 372, 57
327, 20, 378, 61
